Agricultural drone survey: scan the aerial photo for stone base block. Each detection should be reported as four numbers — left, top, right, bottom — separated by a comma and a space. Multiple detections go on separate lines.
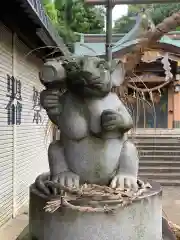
29, 182, 162, 240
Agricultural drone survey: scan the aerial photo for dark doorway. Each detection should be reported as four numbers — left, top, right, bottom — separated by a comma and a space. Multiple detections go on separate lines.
127, 88, 168, 129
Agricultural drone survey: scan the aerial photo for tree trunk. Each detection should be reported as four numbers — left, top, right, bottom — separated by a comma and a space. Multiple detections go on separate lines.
124, 11, 180, 77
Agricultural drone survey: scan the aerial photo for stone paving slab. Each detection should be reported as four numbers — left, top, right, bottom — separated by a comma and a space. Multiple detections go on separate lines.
0, 214, 28, 240
162, 187, 180, 225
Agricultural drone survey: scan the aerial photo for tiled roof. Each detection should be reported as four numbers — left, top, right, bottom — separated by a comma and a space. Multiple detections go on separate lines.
74, 32, 180, 56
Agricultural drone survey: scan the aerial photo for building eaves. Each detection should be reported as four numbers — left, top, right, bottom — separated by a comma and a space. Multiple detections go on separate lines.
75, 33, 180, 57
16, 0, 70, 56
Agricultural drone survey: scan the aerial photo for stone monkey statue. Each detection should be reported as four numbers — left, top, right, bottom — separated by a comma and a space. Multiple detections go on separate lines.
35, 56, 139, 195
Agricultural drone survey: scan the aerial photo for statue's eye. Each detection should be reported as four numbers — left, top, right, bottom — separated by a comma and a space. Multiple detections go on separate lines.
98, 63, 104, 69
96, 61, 107, 69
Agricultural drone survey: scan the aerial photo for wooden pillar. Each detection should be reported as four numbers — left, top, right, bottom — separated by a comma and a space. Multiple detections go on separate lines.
173, 83, 180, 128
168, 86, 174, 129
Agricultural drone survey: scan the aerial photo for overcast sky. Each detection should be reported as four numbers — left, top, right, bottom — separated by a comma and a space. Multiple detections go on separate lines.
112, 5, 128, 24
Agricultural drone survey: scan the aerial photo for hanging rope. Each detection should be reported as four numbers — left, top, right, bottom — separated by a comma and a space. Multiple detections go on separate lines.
43, 180, 152, 214
127, 79, 171, 93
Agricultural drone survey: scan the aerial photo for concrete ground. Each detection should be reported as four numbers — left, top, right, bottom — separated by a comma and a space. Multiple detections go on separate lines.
162, 187, 180, 225
0, 212, 28, 240
0, 186, 179, 240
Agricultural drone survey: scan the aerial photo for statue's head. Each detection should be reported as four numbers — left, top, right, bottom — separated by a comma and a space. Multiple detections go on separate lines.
39, 56, 125, 98
64, 56, 125, 98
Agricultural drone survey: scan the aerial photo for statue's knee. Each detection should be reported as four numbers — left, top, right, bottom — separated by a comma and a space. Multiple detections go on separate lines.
48, 140, 61, 156
124, 140, 137, 152
121, 140, 139, 162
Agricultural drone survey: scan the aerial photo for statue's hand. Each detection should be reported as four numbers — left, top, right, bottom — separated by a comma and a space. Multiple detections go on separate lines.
110, 174, 138, 191
101, 109, 122, 131
40, 89, 61, 110
51, 171, 80, 190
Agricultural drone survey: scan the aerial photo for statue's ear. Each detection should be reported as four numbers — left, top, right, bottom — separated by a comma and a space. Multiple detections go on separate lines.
111, 59, 125, 87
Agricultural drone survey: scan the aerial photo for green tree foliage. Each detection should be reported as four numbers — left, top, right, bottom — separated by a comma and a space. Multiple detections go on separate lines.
113, 15, 136, 34
43, 0, 105, 51
113, 3, 180, 34
43, 3, 58, 24
149, 3, 180, 25
54, 0, 104, 33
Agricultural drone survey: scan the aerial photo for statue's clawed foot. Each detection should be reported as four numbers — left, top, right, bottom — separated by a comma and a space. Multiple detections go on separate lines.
110, 174, 138, 191
51, 171, 80, 189
35, 171, 80, 196
110, 140, 139, 191
35, 172, 51, 195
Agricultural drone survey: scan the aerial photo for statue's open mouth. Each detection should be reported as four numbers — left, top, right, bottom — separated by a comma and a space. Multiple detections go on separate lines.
93, 82, 104, 88
83, 76, 103, 88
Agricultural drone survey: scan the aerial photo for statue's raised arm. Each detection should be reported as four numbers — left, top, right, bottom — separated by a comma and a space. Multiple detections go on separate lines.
39, 58, 67, 127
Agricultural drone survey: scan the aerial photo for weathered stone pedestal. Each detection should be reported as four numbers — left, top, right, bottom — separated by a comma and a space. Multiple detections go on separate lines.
29, 182, 162, 240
